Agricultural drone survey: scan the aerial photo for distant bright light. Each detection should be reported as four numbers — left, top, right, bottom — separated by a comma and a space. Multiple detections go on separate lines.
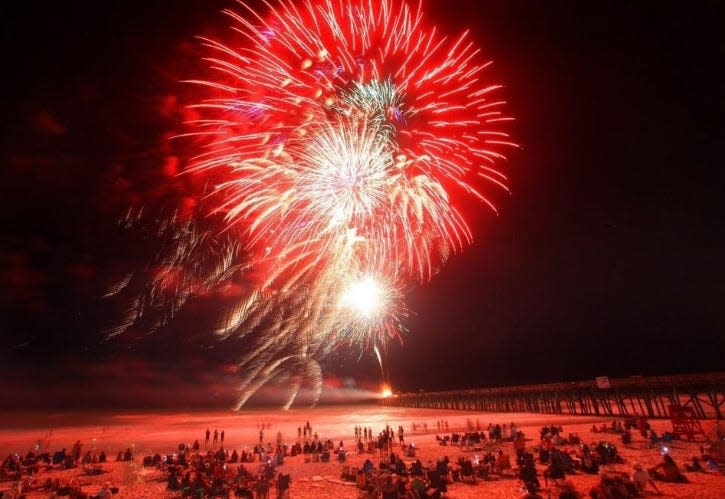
380, 384, 393, 398
340, 277, 384, 318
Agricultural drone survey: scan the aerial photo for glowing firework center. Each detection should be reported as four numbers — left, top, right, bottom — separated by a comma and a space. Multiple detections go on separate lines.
340, 277, 385, 319
184, 0, 515, 408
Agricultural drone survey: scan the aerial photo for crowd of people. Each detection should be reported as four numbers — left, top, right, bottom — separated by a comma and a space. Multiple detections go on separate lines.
0, 442, 122, 498
1, 417, 722, 498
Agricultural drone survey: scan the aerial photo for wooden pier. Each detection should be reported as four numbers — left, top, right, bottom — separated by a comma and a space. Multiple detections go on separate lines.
381, 372, 725, 419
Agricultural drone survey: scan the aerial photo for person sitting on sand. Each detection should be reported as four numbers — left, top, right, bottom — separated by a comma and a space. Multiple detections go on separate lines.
519, 455, 540, 492
649, 454, 688, 483
685, 456, 704, 472
544, 458, 565, 486
558, 480, 582, 499
495, 450, 512, 474
255, 477, 269, 499
57, 478, 83, 497
410, 475, 427, 497
649, 430, 660, 445
381, 475, 398, 499
95, 481, 114, 498
363, 458, 374, 475
631, 463, 660, 495
590, 473, 638, 499
579, 445, 598, 474
360, 484, 376, 499
700, 452, 719, 473
409, 459, 422, 476
521, 483, 544, 499
621, 429, 632, 445
514, 432, 527, 464
167, 471, 182, 491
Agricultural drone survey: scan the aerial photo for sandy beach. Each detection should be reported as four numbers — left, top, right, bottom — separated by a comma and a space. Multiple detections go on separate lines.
1, 405, 723, 498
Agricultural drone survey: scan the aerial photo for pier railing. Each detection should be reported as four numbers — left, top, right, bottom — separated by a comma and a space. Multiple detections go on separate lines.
381, 372, 725, 419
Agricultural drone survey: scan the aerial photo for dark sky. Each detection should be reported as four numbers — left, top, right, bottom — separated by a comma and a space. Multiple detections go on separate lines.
1, 1, 723, 408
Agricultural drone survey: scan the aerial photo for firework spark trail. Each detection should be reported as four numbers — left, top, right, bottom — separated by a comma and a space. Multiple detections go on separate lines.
188, 0, 515, 408
110, 0, 515, 408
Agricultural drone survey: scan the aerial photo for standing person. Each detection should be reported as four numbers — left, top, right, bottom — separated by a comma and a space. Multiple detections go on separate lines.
220, 430, 225, 446
259, 428, 264, 444
213, 429, 219, 447
72, 441, 83, 461
398, 426, 404, 445
205, 429, 210, 449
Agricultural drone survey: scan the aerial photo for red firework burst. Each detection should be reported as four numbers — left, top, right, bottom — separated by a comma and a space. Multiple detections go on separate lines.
184, 0, 516, 283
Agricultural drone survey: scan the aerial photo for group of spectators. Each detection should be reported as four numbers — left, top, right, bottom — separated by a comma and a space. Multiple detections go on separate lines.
344, 452, 452, 499
2, 417, 722, 499
0, 442, 120, 498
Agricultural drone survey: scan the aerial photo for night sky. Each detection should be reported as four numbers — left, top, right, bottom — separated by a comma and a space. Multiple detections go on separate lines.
1, 1, 723, 409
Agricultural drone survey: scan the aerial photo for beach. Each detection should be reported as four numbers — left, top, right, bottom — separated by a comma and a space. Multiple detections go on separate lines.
1, 405, 723, 498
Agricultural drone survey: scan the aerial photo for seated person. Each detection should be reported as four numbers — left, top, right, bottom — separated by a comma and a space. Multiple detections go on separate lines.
590, 473, 638, 499
411, 459, 423, 476
167, 472, 182, 491
553, 450, 575, 473
495, 450, 511, 473
360, 485, 376, 499
459, 458, 475, 479
514, 433, 527, 462
631, 464, 660, 495
649, 454, 688, 483
519, 459, 540, 492
621, 430, 632, 445
255, 478, 270, 499
701, 452, 719, 473
363, 459, 374, 474
649, 430, 660, 444
544, 460, 565, 484
395, 459, 408, 476
685, 456, 704, 472
410, 476, 427, 497
579, 446, 599, 475
521, 484, 544, 499
558, 481, 581, 499
276, 474, 291, 499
